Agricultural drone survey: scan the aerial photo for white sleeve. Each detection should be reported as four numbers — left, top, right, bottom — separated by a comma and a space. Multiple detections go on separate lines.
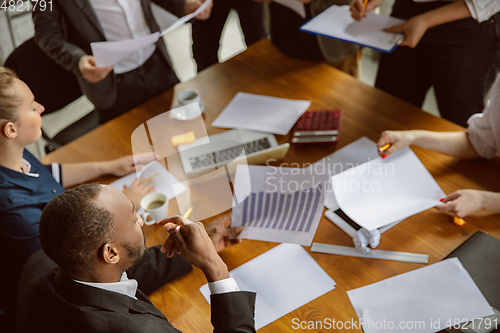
208, 278, 240, 295
464, 0, 500, 23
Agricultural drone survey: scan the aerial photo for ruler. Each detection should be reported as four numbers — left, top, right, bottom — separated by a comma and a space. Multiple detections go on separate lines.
311, 243, 429, 264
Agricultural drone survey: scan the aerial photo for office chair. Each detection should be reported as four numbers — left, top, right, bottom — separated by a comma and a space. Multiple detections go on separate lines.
4, 37, 99, 155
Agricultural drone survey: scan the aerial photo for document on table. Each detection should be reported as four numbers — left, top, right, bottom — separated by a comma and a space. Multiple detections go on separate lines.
273, 0, 305, 18
332, 148, 445, 231
300, 5, 405, 53
308, 136, 379, 209
347, 258, 494, 333
211, 92, 311, 135
91, 0, 213, 67
200, 243, 336, 330
109, 161, 187, 214
232, 165, 327, 246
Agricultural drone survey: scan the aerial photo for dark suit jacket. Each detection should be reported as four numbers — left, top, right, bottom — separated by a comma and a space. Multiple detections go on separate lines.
31, 0, 184, 109
17, 246, 256, 333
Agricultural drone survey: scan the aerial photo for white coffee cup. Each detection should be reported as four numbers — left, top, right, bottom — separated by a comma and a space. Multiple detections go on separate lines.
177, 89, 200, 106
140, 193, 168, 225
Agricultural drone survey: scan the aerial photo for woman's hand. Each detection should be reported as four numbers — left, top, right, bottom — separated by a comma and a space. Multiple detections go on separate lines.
350, 0, 383, 21
437, 190, 494, 218
383, 15, 429, 48
377, 130, 415, 158
105, 153, 157, 177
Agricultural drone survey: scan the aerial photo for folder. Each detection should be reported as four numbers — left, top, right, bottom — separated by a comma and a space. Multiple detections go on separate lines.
444, 231, 500, 312
300, 5, 405, 53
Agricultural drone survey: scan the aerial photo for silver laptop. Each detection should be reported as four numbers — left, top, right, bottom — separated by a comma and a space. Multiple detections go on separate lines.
178, 129, 289, 179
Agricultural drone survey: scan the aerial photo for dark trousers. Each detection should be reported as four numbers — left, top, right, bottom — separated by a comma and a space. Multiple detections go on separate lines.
375, 0, 498, 127
191, 0, 265, 72
97, 49, 179, 124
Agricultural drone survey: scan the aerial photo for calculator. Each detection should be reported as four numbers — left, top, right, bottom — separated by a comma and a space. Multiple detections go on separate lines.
290, 110, 342, 144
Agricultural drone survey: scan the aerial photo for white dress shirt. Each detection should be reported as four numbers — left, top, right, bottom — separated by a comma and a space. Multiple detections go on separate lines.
89, 0, 156, 74
464, 0, 500, 23
412, 0, 500, 23
467, 74, 500, 159
75, 272, 240, 299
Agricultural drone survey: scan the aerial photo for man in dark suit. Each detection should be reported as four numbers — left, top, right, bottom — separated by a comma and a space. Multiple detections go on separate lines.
17, 183, 256, 332
31, 0, 212, 124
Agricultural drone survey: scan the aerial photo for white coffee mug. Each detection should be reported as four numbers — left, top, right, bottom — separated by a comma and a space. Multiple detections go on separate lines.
140, 193, 169, 225
177, 89, 200, 106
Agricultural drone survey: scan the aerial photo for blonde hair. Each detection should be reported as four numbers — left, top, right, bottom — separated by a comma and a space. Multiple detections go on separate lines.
0, 67, 20, 122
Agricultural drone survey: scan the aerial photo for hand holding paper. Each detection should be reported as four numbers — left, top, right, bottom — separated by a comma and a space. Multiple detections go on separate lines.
383, 15, 428, 48
91, 0, 213, 68
78, 55, 113, 83
183, 0, 213, 20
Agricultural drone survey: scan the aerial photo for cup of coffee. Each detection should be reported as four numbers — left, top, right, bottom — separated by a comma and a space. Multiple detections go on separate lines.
173, 89, 203, 120
177, 89, 200, 106
140, 193, 169, 225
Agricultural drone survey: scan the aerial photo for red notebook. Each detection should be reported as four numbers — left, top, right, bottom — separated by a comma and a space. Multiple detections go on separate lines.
290, 110, 342, 144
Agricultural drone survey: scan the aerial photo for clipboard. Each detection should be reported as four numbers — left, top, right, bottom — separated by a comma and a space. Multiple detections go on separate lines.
300, 5, 405, 53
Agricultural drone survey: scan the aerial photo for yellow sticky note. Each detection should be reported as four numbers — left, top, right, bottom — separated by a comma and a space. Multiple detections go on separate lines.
171, 131, 196, 146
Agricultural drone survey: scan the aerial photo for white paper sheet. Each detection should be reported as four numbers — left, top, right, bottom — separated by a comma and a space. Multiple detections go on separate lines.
308, 136, 380, 209
331, 148, 444, 231
109, 161, 187, 214
347, 258, 494, 333
273, 0, 306, 18
91, 32, 160, 68
91, 0, 213, 67
200, 243, 336, 330
211, 92, 311, 135
232, 165, 327, 245
301, 5, 405, 52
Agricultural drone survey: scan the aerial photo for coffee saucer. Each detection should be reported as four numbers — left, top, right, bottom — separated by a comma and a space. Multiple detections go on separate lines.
172, 102, 205, 121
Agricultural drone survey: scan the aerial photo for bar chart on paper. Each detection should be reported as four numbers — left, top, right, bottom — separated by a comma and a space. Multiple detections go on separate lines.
232, 165, 327, 245
241, 185, 323, 232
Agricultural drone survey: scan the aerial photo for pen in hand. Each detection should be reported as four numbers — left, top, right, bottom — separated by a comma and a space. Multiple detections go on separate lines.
362, 0, 368, 16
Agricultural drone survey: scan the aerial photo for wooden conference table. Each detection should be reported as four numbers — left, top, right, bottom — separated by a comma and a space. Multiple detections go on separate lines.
42, 39, 500, 332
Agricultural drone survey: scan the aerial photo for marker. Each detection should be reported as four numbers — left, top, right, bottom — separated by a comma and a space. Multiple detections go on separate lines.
362, 0, 368, 15
183, 207, 193, 219
453, 216, 466, 226
140, 173, 159, 184
379, 143, 390, 153
122, 173, 159, 192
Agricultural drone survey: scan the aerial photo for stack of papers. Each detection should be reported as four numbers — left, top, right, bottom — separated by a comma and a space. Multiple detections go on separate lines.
211, 92, 311, 135
347, 258, 494, 333
200, 243, 336, 329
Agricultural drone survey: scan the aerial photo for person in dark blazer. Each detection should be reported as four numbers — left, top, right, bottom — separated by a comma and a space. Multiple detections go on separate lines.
17, 183, 256, 332
31, 0, 212, 124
